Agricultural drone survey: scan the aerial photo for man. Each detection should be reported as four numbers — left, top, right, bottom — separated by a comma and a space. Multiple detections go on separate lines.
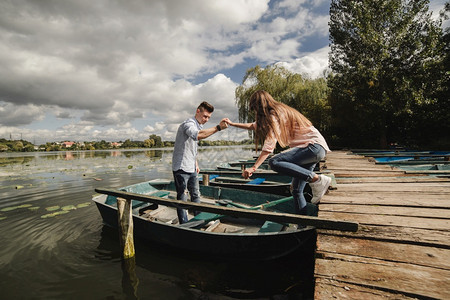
172, 101, 228, 224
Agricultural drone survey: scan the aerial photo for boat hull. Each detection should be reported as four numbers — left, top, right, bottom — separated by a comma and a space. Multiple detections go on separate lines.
93, 181, 317, 260
94, 198, 315, 260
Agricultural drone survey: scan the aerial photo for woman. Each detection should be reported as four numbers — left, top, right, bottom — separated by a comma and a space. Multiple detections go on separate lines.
225, 90, 331, 215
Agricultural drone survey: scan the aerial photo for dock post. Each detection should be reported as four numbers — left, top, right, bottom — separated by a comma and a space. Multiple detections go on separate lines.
117, 197, 135, 259
202, 174, 209, 186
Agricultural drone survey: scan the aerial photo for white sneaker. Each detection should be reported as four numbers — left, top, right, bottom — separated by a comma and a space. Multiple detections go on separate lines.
310, 175, 331, 204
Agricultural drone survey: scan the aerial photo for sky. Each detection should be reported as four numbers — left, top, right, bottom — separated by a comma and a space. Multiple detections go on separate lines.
0, 0, 448, 145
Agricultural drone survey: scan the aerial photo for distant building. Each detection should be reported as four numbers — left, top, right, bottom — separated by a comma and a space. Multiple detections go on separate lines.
62, 141, 75, 148
111, 142, 122, 148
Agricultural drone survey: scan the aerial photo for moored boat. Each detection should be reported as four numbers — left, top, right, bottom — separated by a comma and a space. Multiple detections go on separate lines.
200, 169, 293, 183
205, 175, 291, 196
93, 179, 318, 260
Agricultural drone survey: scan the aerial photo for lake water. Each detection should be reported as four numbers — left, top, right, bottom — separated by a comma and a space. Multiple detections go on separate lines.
0, 147, 315, 299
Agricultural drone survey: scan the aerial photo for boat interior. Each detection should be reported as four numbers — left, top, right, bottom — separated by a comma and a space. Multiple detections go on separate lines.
103, 188, 298, 234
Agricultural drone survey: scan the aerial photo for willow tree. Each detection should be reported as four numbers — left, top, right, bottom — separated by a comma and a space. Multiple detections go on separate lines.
328, 0, 444, 148
235, 65, 330, 143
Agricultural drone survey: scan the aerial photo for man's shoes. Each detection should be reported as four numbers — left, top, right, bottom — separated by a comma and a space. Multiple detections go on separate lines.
310, 175, 331, 204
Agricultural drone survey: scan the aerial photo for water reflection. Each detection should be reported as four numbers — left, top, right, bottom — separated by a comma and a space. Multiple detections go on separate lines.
2, 147, 307, 299
0, 149, 170, 168
94, 216, 315, 299
0, 147, 250, 168
0, 156, 34, 166
122, 257, 139, 300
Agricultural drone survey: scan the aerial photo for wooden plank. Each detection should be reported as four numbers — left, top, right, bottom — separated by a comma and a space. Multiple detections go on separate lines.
336, 177, 449, 183
314, 253, 450, 299
204, 220, 220, 232
405, 170, 450, 175
319, 211, 450, 230
332, 172, 416, 177
318, 225, 450, 249
325, 182, 450, 193
321, 193, 450, 208
316, 235, 450, 270
376, 160, 450, 165
95, 188, 359, 231
319, 204, 450, 219
315, 151, 450, 299
323, 166, 401, 172
367, 154, 449, 158
314, 278, 418, 299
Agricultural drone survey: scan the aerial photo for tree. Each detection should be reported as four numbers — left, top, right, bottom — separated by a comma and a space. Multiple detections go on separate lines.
235, 65, 331, 143
328, 0, 445, 148
144, 138, 155, 148
149, 134, 163, 148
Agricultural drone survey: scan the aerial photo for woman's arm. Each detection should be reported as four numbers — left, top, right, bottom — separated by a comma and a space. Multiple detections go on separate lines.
242, 150, 271, 179
224, 118, 255, 130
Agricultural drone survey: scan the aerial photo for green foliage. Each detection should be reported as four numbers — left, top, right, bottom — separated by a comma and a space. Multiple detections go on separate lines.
328, 0, 446, 148
92, 140, 111, 150
148, 134, 163, 148
235, 65, 331, 140
0, 139, 36, 152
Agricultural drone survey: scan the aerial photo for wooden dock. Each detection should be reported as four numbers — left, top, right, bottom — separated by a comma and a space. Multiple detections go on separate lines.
314, 151, 450, 299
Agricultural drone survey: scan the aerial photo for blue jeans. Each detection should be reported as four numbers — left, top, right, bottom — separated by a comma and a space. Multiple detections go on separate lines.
173, 170, 201, 224
268, 144, 326, 215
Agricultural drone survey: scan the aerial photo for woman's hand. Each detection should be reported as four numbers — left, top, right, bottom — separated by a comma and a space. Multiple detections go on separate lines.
242, 167, 256, 179
223, 118, 233, 126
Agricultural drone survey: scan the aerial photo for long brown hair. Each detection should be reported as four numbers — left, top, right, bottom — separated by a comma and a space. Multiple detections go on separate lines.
249, 90, 312, 149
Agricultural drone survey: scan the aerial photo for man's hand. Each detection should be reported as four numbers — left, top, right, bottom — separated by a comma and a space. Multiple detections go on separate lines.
219, 118, 229, 130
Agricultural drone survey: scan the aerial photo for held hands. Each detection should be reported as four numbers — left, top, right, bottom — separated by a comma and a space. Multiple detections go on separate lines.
219, 118, 229, 130
223, 118, 233, 126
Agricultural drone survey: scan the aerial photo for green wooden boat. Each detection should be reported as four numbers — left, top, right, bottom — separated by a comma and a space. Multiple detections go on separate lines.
93, 179, 318, 260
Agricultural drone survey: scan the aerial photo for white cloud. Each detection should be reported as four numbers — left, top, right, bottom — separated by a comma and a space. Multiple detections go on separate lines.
0, 0, 335, 143
276, 46, 330, 79
0, 102, 46, 126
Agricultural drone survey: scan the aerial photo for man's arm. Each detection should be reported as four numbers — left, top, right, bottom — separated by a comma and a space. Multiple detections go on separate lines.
197, 119, 228, 140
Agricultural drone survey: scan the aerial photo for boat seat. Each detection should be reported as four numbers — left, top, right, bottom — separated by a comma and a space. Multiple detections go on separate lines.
246, 178, 265, 185
258, 221, 284, 233
189, 211, 221, 222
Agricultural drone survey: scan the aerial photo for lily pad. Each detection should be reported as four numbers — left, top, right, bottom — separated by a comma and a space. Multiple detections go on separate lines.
0, 216, 6, 221
61, 205, 77, 211
1, 206, 19, 212
76, 202, 91, 208
28, 207, 40, 211
41, 210, 69, 219
54, 210, 69, 216
45, 206, 60, 211
17, 204, 32, 208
